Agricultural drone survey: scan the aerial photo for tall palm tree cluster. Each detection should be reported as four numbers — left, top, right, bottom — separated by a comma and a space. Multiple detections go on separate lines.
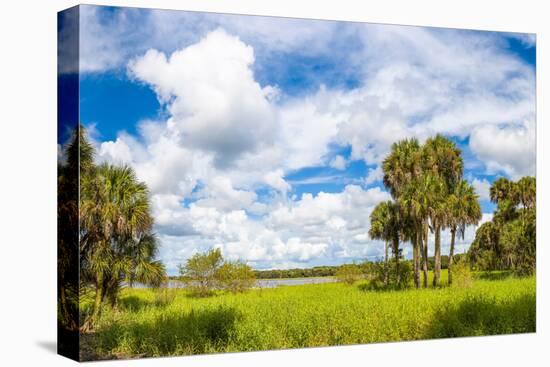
58, 127, 166, 331
370, 135, 482, 288
469, 176, 536, 276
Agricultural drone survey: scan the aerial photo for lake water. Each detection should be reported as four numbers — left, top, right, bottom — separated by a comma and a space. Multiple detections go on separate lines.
256, 277, 337, 288
130, 277, 337, 289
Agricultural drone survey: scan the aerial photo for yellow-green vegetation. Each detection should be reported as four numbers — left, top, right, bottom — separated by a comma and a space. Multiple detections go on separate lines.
84, 274, 535, 360
335, 264, 363, 285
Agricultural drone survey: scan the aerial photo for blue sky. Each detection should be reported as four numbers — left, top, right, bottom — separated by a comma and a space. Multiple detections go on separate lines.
70, 5, 536, 274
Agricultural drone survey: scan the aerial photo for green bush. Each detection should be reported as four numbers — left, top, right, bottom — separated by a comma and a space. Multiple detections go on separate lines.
178, 249, 257, 296
216, 261, 256, 293
367, 261, 412, 290
335, 264, 363, 285
179, 248, 224, 297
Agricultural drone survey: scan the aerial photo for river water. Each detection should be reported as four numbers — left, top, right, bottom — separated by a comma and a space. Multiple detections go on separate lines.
130, 277, 337, 289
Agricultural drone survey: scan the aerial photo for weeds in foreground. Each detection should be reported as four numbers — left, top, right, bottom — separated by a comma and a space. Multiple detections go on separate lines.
83, 274, 535, 360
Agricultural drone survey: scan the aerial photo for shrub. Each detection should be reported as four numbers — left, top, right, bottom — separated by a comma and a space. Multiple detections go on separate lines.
179, 248, 223, 297
391, 261, 412, 289
178, 249, 257, 296
153, 287, 177, 306
452, 258, 473, 288
336, 264, 363, 285
216, 261, 256, 293
366, 261, 412, 290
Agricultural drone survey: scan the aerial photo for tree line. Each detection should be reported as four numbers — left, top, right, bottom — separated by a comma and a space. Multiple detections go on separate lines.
252, 266, 340, 279
468, 176, 536, 275
246, 257, 460, 280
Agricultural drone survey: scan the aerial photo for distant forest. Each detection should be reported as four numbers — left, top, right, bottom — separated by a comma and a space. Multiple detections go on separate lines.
253, 255, 466, 279
166, 255, 465, 280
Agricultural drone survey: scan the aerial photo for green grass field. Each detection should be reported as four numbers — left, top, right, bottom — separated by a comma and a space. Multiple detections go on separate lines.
82, 272, 535, 360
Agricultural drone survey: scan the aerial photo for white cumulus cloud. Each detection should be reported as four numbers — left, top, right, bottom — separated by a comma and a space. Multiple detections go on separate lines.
128, 29, 278, 168
470, 118, 536, 179
471, 178, 492, 202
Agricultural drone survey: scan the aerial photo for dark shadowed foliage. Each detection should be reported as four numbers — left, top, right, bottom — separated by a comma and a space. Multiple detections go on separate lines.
426, 293, 535, 338
89, 306, 241, 359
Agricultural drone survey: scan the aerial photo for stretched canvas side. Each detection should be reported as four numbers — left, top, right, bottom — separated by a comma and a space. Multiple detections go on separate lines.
57, 5, 80, 362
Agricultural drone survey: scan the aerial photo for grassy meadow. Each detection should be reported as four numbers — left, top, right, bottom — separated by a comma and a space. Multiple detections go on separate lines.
81, 271, 535, 360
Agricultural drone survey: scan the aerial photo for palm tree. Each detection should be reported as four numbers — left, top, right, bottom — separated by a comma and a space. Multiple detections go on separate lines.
517, 176, 536, 254
399, 213, 421, 288
422, 135, 463, 190
369, 201, 399, 286
422, 135, 463, 287
382, 139, 422, 285
516, 176, 536, 210
424, 175, 447, 287
489, 177, 515, 204
58, 128, 80, 331
400, 173, 442, 288
80, 154, 165, 330
382, 138, 422, 198
446, 180, 482, 285
399, 179, 421, 288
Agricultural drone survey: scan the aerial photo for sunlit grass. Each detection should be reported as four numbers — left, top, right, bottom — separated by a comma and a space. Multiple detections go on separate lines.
85, 273, 535, 359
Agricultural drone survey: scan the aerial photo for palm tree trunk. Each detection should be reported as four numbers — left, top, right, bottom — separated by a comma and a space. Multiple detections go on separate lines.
422, 221, 429, 288
393, 236, 400, 285
81, 275, 104, 331
448, 227, 456, 286
384, 240, 389, 286
413, 230, 420, 288
433, 223, 441, 287
412, 237, 417, 288
59, 285, 78, 330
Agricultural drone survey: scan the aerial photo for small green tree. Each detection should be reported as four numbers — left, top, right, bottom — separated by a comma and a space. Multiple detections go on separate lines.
216, 261, 256, 293
336, 264, 363, 285
179, 248, 223, 296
